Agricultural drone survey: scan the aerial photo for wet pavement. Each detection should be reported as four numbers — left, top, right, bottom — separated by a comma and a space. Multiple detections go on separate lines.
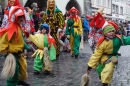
0, 44, 130, 86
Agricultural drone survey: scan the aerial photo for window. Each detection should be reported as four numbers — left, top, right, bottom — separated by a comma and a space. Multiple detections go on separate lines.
91, 0, 94, 4
112, 4, 115, 13
97, 0, 101, 5
115, 5, 119, 14
120, 7, 123, 15
126, 7, 130, 14
108, 0, 111, 7
103, 0, 106, 7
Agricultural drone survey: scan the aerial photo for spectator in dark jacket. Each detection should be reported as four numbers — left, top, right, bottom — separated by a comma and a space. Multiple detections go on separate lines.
82, 16, 90, 42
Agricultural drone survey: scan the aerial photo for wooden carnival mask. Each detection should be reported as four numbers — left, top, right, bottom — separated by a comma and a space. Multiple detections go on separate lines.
47, 0, 55, 9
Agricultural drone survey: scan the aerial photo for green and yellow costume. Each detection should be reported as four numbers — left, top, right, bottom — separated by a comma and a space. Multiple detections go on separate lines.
66, 17, 83, 55
88, 35, 130, 84
28, 34, 56, 72
43, 7, 64, 57
0, 27, 29, 86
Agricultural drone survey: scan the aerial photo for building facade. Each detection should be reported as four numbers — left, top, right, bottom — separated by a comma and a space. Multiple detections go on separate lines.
124, 0, 130, 21
91, 0, 112, 17
17, 0, 84, 15
112, 0, 125, 21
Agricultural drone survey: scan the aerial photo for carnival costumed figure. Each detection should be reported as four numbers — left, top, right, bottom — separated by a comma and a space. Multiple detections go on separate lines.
0, 1, 31, 86
65, 7, 83, 59
84, 12, 130, 86
43, 0, 64, 59
88, 8, 104, 52
25, 24, 56, 75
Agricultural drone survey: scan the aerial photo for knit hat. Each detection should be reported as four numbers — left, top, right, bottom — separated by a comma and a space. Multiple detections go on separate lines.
40, 24, 49, 34
103, 25, 115, 34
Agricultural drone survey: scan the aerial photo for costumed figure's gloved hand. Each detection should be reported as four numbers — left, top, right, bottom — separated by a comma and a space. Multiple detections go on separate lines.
66, 35, 70, 39
86, 66, 92, 74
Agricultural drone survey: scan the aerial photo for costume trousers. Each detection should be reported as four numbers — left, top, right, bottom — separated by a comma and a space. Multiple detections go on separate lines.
101, 62, 115, 84
83, 30, 89, 42
6, 53, 27, 86
33, 55, 43, 72
33, 55, 52, 72
70, 33, 81, 55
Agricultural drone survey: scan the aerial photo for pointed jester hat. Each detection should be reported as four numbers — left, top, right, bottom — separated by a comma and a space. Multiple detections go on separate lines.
68, 7, 80, 14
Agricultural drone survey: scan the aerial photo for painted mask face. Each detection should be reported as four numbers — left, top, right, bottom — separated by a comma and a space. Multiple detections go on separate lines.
8, 0, 15, 6
48, 0, 55, 9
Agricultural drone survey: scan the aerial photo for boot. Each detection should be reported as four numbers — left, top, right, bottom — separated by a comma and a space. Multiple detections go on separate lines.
17, 81, 30, 86
33, 70, 40, 75
75, 54, 78, 59
43, 70, 51, 75
71, 53, 74, 57
102, 83, 108, 86
56, 54, 59, 60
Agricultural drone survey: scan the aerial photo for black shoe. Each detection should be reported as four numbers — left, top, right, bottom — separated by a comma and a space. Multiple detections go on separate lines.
33, 70, 40, 75
17, 81, 30, 86
43, 70, 51, 75
71, 54, 74, 57
56, 55, 59, 60
75, 55, 78, 59
102, 83, 108, 86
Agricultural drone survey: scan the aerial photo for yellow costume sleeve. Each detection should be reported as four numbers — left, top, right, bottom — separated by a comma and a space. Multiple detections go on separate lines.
88, 42, 104, 68
29, 34, 44, 48
88, 40, 114, 68
0, 28, 24, 53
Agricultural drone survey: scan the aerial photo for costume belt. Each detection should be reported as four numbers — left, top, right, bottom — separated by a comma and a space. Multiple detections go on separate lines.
38, 48, 43, 50
103, 53, 120, 64
73, 26, 79, 28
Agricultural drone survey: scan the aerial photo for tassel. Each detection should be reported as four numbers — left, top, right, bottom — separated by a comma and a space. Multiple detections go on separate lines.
43, 47, 53, 71
1, 53, 16, 79
80, 73, 91, 86
80, 35, 84, 50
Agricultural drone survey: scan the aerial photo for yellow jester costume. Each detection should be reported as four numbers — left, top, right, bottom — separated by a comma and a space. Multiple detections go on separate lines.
86, 12, 130, 86
0, 6, 30, 86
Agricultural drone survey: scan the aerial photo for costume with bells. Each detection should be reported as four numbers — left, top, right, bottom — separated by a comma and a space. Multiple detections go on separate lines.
84, 12, 130, 86
43, 0, 64, 58
0, 5, 30, 86
65, 7, 83, 58
25, 24, 56, 75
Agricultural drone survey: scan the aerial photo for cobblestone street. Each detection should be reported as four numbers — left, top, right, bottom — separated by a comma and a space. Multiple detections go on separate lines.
0, 44, 130, 86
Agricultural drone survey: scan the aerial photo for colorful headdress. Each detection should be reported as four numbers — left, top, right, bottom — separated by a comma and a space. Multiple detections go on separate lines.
68, 7, 80, 14
0, 6, 25, 41
68, 7, 80, 22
